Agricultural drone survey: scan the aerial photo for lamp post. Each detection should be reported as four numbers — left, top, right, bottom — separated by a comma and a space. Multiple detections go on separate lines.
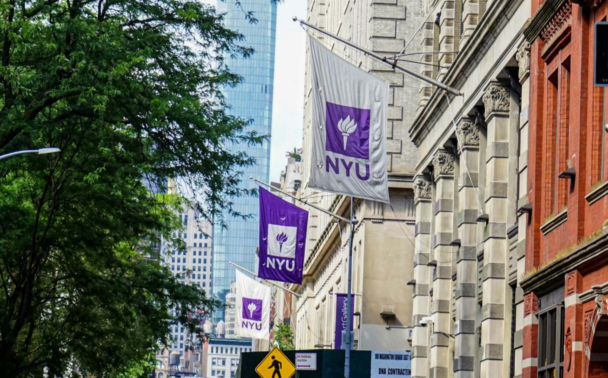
0, 148, 61, 161
0, 147, 61, 160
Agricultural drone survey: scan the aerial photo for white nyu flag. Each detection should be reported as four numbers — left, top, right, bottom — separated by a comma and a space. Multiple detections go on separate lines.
235, 270, 271, 340
308, 36, 389, 203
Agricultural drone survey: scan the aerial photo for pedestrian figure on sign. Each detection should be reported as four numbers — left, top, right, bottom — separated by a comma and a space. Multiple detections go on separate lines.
269, 355, 282, 378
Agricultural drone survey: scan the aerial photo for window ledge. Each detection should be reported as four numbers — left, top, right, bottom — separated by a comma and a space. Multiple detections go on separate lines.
540, 209, 568, 235
586, 181, 608, 205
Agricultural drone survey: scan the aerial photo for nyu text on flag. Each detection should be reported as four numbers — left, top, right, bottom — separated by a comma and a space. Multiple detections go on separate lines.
236, 270, 271, 340
308, 36, 389, 203
258, 187, 308, 284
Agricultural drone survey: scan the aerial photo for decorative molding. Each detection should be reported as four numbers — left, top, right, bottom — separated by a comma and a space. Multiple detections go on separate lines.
523, 0, 569, 43
540, 209, 568, 235
515, 41, 531, 83
520, 232, 608, 295
524, 293, 539, 317
539, 1, 572, 44
585, 181, 608, 205
456, 117, 480, 148
414, 176, 432, 203
566, 271, 576, 296
482, 82, 511, 119
432, 150, 456, 180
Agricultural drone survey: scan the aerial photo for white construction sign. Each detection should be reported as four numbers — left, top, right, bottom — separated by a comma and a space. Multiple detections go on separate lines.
370, 351, 411, 378
295, 353, 317, 371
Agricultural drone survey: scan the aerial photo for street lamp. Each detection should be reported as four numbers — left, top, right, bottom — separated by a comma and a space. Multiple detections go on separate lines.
0, 148, 61, 161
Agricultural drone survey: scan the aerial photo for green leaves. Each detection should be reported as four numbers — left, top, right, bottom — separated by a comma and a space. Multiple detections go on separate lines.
0, 0, 262, 376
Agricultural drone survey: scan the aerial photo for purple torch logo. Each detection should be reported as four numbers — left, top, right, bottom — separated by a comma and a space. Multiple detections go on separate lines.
276, 232, 288, 253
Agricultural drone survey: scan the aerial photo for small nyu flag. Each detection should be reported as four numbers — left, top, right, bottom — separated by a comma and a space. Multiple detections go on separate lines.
236, 270, 271, 340
258, 187, 308, 284
308, 36, 389, 203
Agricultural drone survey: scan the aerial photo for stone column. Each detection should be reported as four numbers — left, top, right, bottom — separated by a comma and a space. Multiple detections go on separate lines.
412, 175, 433, 378
514, 40, 531, 378
418, 20, 436, 114
522, 293, 539, 378
454, 117, 481, 378
460, 0, 485, 49
480, 81, 511, 378
564, 271, 583, 378
430, 150, 456, 378
437, 0, 461, 81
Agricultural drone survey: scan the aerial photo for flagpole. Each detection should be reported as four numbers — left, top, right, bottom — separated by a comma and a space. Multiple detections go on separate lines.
293, 17, 463, 97
251, 177, 351, 223
344, 196, 357, 378
229, 262, 302, 297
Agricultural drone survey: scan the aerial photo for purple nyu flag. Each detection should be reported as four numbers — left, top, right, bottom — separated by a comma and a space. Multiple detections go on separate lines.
258, 187, 308, 284
334, 294, 354, 350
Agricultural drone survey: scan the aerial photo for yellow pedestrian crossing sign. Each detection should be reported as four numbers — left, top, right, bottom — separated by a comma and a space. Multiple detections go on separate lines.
255, 347, 296, 378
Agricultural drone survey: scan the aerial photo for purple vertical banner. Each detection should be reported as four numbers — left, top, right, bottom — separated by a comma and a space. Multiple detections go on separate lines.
258, 187, 308, 284
334, 293, 354, 350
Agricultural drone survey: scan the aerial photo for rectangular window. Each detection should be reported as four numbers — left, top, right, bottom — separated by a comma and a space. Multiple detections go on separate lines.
556, 62, 571, 210
545, 72, 559, 217
204, 259, 207, 264
205, 243, 208, 247
538, 305, 564, 378
194, 234, 198, 239
183, 233, 187, 238
184, 215, 188, 225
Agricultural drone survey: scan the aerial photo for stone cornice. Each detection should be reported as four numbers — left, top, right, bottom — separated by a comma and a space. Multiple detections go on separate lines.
408, 0, 525, 147
520, 232, 608, 296
523, 0, 569, 43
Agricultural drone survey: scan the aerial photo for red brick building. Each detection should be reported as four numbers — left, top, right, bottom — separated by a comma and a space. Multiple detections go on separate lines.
524, 2, 608, 378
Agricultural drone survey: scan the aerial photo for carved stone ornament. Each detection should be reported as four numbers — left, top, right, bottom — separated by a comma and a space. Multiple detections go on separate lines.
432, 150, 455, 180
515, 41, 531, 82
482, 83, 510, 119
565, 327, 572, 372
593, 286, 605, 316
414, 176, 432, 202
456, 117, 480, 148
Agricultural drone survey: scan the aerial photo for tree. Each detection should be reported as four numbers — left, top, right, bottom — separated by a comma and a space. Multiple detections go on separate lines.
0, 0, 263, 376
273, 321, 295, 350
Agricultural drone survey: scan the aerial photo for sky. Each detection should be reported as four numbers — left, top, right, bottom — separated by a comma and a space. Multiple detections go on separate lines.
268, 0, 307, 183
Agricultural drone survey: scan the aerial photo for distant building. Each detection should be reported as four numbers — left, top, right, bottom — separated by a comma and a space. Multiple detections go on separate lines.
211, 0, 278, 323
160, 205, 213, 355
225, 282, 237, 338
202, 337, 253, 378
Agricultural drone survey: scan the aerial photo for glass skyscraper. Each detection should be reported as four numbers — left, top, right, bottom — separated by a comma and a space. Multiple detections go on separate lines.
212, 0, 277, 322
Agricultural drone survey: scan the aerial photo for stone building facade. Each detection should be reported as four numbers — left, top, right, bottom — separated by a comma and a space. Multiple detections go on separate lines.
289, 0, 425, 351
408, 1, 531, 378
521, 3, 608, 378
